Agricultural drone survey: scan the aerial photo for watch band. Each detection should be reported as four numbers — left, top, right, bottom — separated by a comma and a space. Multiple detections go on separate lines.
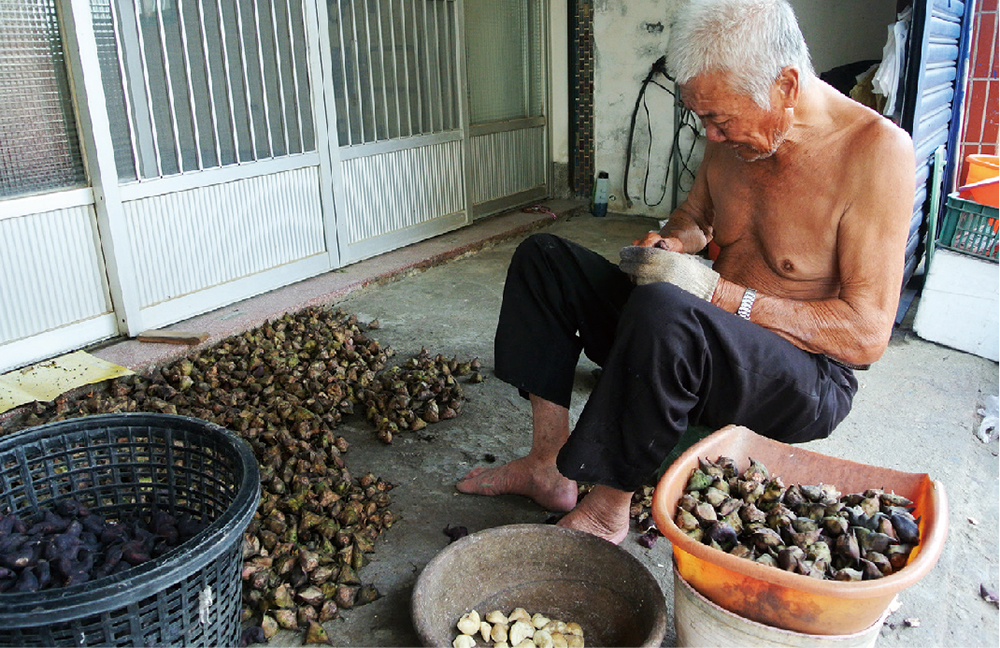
737, 288, 756, 320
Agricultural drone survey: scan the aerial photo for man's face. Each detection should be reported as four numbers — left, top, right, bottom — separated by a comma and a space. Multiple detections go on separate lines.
680, 72, 792, 162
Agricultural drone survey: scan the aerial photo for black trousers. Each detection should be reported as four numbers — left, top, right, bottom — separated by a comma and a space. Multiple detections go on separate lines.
494, 233, 858, 492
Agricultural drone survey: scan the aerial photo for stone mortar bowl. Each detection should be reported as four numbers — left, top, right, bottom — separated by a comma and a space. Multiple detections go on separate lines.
411, 524, 668, 647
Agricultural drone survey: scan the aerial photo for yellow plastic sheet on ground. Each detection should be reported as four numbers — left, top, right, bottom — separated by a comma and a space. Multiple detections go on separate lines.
0, 351, 133, 414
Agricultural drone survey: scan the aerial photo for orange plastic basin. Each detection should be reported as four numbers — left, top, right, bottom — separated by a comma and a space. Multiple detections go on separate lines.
966, 154, 998, 185
958, 177, 999, 208
962, 155, 1000, 208
652, 425, 948, 636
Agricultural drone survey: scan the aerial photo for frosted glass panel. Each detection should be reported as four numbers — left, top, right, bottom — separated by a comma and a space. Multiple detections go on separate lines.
0, 0, 87, 198
464, 0, 543, 124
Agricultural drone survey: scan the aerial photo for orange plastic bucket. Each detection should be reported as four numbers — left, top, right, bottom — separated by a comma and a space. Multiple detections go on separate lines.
652, 425, 948, 636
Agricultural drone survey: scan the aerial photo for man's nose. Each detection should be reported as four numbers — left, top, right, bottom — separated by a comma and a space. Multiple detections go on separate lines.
704, 123, 726, 143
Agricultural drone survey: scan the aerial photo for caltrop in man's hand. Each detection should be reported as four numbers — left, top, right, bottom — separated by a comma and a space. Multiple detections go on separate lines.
631, 230, 684, 251
619, 246, 719, 301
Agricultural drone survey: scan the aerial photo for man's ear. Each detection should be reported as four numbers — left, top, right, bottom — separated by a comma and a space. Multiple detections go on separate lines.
775, 66, 800, 108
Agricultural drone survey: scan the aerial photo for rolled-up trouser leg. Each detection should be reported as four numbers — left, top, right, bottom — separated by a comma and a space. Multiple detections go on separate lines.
494, 233, 635, 409
557, 282, 859, 492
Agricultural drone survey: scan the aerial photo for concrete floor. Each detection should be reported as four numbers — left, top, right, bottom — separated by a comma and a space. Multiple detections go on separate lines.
38, 205, 1000, 646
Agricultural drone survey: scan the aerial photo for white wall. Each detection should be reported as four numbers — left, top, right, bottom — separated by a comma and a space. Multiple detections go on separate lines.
586, 0, 898, 217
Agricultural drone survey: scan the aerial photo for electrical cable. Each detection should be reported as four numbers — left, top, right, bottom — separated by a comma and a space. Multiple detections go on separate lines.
622, 57, 701, 210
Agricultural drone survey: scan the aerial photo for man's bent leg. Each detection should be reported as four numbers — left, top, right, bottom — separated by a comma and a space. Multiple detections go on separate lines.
558, 282, 858, 493
494, 233, 634, 407
458, 234, 632, 511
457, 395, 578, 512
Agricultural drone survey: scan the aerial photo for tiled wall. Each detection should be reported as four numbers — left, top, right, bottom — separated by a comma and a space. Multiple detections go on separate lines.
569, 0, 595, 198
957, 0, 998, 184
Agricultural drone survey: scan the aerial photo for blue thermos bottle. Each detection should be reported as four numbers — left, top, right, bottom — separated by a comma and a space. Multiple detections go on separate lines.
592, 171, 609, 217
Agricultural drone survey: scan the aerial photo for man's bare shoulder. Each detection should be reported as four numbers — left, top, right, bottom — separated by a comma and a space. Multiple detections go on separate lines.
830, 92, 914, 169
826, 92, 915, 229
860, 114, 913, 162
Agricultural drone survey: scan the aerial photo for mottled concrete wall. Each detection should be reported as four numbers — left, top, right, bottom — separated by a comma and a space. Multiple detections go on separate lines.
593, 0, 682, 218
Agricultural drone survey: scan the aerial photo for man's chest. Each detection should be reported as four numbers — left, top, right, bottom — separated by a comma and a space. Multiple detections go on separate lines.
707, 157, 846, 279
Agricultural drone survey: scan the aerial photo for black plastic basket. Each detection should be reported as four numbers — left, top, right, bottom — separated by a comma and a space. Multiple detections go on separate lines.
0, 413, 260, 647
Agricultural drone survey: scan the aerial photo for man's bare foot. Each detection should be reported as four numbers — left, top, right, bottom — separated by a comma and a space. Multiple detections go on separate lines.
556, 485, 632, 544
456, 456, 578, 512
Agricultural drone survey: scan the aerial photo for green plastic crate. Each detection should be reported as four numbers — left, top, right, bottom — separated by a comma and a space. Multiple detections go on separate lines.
937, 193, 999, 262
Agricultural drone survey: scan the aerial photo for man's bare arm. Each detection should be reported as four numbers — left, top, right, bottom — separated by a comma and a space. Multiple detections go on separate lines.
632, 149, 715, 253
713, 123, 915, 366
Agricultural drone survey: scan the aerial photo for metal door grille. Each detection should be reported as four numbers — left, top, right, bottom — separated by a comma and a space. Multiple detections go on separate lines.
92, 0, 316, 181
0, 0, 87, 198
329, 0, 461, 146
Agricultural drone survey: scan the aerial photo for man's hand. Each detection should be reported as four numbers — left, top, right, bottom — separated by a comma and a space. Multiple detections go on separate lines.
619, 246, 719, 301
632, 231, 685, 251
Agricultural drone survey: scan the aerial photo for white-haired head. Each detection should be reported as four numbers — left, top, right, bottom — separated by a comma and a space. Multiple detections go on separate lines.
666, 0, 815, 107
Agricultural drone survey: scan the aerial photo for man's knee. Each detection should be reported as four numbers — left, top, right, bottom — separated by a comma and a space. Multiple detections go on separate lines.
515, 232, 562, 256
508, 233, 577, 284
623, 282, 694, 328
508, 233, 557, 273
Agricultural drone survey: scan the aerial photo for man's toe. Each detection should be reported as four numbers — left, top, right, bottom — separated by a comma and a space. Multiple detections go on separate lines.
457, 466, 487, 483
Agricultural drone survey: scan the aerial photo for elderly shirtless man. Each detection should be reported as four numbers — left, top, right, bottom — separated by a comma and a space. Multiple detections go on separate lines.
458, 0, 915, 543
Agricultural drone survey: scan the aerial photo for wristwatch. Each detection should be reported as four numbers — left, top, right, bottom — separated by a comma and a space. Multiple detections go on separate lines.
737, 288, 756, 320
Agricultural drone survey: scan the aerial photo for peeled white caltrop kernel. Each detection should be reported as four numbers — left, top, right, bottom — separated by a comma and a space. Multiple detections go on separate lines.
565, 634, 584, 648
509, 620, 535, 646
509, 608, 531, 624
564, 622, 583, 637
513, 641, 537, 648
533, 629, 554, 648
531, 613, 551, 629
453, 634, 476, 648
480, 621, 493, 642
491, 623, 510, 644
457, 610, 481, 635
542, 621, 566, 635
494, 643, 509, 648
550, 632, 569, 648
486, 610, 509, 625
